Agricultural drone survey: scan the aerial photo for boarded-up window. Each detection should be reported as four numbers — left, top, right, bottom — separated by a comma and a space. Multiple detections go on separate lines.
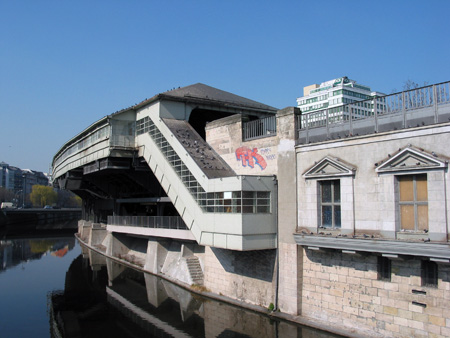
398, 174, 428, 231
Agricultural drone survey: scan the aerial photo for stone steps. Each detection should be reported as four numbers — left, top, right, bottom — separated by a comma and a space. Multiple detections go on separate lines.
186, 256, 204, 285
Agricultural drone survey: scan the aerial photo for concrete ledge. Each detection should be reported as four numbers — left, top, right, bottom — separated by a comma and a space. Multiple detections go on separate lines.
293, 234, 450, 259
107, 224, 196, 241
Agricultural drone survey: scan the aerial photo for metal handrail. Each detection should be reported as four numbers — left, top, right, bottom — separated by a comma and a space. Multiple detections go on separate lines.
297, 81, 450, 144
243, 116, 277, 141
298, 80, 450, 131
107, 215, 188, 230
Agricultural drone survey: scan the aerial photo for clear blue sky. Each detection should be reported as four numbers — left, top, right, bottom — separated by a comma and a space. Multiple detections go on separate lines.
1, 1, 449, 173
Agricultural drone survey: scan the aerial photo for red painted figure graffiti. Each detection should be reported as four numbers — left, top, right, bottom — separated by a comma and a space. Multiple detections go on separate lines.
235, 146, 267, 170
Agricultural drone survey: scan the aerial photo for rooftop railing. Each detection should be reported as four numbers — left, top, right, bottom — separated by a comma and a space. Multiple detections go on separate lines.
297, 81, 450, 144
107, 215, 188, 230
242, 116, 277, 141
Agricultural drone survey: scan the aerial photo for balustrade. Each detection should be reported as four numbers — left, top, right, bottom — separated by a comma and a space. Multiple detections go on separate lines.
242, 116, 277, 141
107, 215, 188, 230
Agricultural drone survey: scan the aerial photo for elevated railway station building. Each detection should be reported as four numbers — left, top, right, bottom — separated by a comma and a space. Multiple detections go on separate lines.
52, 81, 450, 337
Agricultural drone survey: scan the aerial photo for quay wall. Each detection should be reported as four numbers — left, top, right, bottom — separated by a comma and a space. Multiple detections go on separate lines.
1, 209, 80, 235
302, 248, 450, 338
203, 246, 276, 308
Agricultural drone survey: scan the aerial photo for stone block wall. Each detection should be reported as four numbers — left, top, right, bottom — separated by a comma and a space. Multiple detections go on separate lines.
278, 242, 302, 315
203, 246, 276, 307
301, 248, 450, 337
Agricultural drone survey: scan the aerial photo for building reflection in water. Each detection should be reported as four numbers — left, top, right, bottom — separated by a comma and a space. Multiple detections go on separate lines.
50, 245, 343, 338
0, 237, 75, 271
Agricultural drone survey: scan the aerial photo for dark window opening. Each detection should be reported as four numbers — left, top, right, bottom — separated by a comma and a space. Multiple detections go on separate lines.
188, 108, 236, 140
377, 256, 391, 281
421, 260, 438, 287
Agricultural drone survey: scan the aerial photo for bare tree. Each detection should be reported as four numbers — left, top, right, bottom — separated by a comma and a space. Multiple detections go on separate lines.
0, 187, 14, 203
401, 80, 431, 109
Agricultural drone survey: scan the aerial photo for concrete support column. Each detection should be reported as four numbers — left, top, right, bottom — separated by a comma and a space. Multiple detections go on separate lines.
144, 239, 169, 274
89, 223, 107, 247
276, 107, 301, 315
278, 243, 302, 314
79, 220, 92, 242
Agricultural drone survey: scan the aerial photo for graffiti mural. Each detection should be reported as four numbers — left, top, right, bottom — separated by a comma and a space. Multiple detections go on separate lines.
235, 146, 267, 170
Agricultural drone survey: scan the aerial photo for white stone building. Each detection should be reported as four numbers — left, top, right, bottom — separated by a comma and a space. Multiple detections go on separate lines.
297, 76, 386, 124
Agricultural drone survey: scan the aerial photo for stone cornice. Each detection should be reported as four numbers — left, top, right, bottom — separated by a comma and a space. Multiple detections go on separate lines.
293, 234, 450, 260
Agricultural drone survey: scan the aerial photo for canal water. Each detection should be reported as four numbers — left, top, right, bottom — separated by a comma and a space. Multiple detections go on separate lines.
0, 235, 344, 338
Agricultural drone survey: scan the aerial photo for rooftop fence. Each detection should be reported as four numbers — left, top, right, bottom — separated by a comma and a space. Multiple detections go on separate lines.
297, 81, 450, 144
242, 116, 277, 141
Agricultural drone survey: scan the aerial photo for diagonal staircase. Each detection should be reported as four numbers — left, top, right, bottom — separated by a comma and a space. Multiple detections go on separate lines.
186, 256, 204, 285
135, 113, 277, 251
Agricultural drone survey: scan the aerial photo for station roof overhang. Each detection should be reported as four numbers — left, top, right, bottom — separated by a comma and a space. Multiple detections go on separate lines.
131, 83, 278, 115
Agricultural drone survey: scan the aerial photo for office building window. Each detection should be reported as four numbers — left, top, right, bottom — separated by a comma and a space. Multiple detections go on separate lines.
378, 256, 391, 281
398, 174, 428, 231
421, 260, 438, 287
319, 180, 341, 228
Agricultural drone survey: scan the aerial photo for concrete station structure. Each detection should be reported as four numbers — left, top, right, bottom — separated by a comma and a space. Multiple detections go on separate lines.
52, 81, 450, 337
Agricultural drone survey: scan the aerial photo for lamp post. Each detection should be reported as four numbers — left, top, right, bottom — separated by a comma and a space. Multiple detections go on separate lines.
22, 173, 26, 208
14, 190, 22, 208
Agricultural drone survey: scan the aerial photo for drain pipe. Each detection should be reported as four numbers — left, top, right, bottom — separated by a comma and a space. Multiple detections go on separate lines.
274, 175, 279, 311
444, 170, 449, 241
352, 175, 356, 237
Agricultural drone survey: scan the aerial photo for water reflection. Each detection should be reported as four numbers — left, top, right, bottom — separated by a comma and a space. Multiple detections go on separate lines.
51, 246, 343, 338
0, 237, 75, 271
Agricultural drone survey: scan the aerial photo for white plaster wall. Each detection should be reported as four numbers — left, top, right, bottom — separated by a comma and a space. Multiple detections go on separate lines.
206, 116, 279, 175
136, 101, 160, 121
341, 176, 355, 231
296, 124, 450, 239
428, 171, 448, 239
159, 100, 188, 120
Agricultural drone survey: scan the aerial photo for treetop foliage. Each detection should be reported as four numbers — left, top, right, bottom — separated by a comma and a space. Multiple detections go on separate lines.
30, 185, 57, 207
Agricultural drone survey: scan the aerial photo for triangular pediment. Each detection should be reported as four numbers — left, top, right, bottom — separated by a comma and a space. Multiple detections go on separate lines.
303, 156, 356, 178
376, 146, 448, 173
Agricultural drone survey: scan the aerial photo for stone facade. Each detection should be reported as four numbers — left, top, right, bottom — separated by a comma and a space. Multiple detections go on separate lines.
206, 107, 301, 313
203, 246, 276, 307
297, 124, 450, 239
207, 107, 450, 337
301, 248, 450, 338
294, 122, 450, 336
